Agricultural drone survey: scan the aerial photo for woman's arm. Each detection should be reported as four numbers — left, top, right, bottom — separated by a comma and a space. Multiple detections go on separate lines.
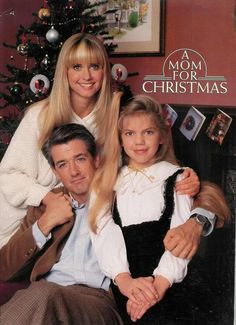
0, 104, 57, 209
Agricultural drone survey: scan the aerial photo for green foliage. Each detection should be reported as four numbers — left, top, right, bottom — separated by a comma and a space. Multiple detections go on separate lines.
0, 0, 118, 160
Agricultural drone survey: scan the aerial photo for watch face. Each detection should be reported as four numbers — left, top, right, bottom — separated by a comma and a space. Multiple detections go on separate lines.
196, 214, 207, 224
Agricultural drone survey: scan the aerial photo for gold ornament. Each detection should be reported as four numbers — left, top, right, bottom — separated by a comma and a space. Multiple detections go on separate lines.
17, 43, 29, 56
38, 7, 50, 20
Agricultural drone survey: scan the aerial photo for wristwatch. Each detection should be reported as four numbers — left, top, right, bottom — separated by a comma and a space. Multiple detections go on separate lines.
190, 208, 216, 236
190, 214, 211, 236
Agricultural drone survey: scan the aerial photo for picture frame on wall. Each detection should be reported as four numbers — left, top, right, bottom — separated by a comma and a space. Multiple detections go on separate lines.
106, 0, 165, 57
206, 109, 233, 145
179, 106, 206, 141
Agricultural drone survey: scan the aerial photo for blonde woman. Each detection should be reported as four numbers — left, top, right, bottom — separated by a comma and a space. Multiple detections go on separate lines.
0, 33, 112, 247
0, 34, 198, 248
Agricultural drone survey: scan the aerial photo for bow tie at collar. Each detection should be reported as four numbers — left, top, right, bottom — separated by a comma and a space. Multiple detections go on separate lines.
115, 165, 156, 195
116, 162, 180, 195
125, 165, 154, 182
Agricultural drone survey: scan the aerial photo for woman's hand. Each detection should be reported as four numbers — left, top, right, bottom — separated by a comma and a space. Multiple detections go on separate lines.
41, 191, 60, 206
175, 168, 200, 197
38, 192, 73, 236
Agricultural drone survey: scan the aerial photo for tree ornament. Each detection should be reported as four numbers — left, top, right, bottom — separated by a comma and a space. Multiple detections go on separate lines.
66, 0, 75, 10
9, 83, 23, 97
46, 26, 59, 43
30, 74, 50, 95
41, 54, 50, 69
38, 7, 50, 20
17, 43, 29, 55
111, 64, 128, 82
17, 33, 28, 56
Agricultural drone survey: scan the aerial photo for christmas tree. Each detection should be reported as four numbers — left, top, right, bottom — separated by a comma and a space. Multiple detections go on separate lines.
0, 0, 132, 160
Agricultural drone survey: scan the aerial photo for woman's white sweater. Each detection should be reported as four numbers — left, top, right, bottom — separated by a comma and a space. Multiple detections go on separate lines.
0, 101, 96, 248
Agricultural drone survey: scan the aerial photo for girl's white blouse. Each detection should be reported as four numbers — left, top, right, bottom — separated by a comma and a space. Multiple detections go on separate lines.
90, 161, 193, 286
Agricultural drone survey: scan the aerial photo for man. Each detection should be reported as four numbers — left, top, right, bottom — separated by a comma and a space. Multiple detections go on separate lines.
0, 124, 223, 323
0, 124, 123, 324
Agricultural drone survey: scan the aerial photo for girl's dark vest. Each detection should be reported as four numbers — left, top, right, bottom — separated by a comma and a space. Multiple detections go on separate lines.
111, 169, 216, 325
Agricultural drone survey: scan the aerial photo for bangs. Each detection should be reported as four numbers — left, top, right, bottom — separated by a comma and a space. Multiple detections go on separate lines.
67, 40, 104, 67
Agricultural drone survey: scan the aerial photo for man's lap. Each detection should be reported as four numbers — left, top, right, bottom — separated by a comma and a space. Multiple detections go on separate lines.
0, 280, 123, 325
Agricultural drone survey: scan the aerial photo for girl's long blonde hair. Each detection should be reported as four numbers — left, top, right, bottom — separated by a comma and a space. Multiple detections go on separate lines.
37, 33, 112, 148
89, 94, 178, 232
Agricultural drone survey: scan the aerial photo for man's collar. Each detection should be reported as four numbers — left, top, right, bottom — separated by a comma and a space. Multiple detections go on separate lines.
69, 193, 86, 209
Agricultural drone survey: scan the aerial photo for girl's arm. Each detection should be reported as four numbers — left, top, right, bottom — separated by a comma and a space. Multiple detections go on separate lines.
130, 193, 192, 321
90, 211, 130, 280
153, 188, 193, 286
90, 207, 158, 305
0, 105, 57, 209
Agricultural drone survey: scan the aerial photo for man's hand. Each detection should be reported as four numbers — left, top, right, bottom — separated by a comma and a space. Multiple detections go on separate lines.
175, 168, 200, 197
38, 192, 73, 236
163, 218, 202, 259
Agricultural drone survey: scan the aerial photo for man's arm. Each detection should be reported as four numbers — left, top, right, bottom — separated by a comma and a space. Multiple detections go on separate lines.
164, 181, 231, 259
0, 192, 73, 282
0, 206, 43, 282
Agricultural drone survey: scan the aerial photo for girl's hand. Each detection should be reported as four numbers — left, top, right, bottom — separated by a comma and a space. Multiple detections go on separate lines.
114, 272, 158, 305
153, 275, 170, 302
175, 168, 200, 197
126, 275, 170, 322
127, 298, 155, 322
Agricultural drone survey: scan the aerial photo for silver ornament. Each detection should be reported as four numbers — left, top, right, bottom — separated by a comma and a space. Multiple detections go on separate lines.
46, 26, 59, 43
41, 54, 50, 69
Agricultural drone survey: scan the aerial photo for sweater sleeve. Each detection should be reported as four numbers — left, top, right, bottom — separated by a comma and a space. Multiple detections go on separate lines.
0, 104, 57, 209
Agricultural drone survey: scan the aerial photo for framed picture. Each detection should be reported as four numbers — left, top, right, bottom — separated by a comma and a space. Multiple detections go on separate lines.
105, 0, 165, 57
179, 106, 206, 141
163, 104, 178, 127
206, 109, 233, 145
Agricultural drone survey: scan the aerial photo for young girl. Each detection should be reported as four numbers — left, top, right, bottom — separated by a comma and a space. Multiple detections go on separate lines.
89, 94, 230, 324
